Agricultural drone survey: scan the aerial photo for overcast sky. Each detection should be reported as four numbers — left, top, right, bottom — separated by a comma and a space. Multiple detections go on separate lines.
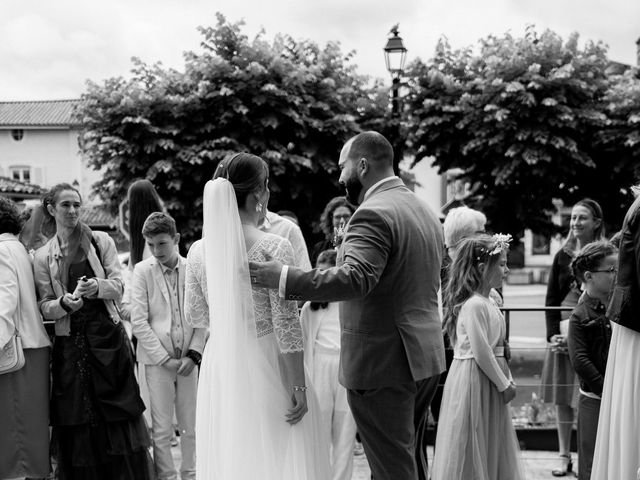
1, 0, 638, 101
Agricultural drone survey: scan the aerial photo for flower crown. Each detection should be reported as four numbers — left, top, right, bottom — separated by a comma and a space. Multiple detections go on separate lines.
476, 233, 512, 261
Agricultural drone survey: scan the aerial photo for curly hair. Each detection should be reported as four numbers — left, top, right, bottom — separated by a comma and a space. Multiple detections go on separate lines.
0, 195, 22, 235
318, 196, 355, 239
443, 234, 505, 345
571, 240, 618, 285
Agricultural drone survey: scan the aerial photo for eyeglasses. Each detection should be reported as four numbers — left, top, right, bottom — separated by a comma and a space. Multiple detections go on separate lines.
590, 266, 618, 274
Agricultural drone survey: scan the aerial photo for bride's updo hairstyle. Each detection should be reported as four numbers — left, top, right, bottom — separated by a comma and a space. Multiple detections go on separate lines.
213, 153, 269, 207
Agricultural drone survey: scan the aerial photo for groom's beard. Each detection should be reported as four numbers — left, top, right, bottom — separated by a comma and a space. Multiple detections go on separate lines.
343, 177, 363, 206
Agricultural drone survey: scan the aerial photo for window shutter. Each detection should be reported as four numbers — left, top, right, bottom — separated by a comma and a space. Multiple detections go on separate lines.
33, 166, 45, 186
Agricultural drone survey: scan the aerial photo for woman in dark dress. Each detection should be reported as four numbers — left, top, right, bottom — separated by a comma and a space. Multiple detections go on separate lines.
33, 183, 154, 480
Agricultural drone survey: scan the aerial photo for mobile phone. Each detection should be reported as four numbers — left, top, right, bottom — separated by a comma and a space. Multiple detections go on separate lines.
72, 276, 88, 300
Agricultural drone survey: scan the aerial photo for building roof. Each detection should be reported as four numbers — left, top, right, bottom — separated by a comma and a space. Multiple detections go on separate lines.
0, 176, 47, 198
80, 205, 117, 228
0, 99, 83, 128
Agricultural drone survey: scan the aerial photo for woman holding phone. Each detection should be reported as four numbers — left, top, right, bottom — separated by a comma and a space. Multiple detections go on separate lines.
33, 183, 153, 480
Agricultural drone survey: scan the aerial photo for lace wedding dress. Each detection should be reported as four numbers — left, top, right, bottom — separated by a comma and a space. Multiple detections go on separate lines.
185, 179, 329, 480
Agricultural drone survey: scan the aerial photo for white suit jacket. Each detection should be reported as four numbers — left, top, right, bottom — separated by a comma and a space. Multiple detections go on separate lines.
130, 255, 206, 365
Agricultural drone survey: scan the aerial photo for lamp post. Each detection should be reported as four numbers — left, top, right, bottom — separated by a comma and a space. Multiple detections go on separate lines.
383, 24, 407, 174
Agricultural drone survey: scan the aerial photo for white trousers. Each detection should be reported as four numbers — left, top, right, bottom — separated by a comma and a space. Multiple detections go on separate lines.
146, 364, 198, 480
313, 350, 357, 480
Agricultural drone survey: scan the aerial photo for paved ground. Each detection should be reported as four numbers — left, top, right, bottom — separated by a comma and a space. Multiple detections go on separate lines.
170, 442, 573, 479
352, 448, 577, 479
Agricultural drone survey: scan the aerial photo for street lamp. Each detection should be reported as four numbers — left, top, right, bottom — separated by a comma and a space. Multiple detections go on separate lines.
383, 24, 407, 117
383, 24, 407, 174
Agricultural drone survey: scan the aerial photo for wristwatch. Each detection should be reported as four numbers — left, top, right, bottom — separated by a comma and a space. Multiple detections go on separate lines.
186, 349, 202, 367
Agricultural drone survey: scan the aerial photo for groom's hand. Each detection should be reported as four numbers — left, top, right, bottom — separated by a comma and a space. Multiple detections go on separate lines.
248, 259, 283, 289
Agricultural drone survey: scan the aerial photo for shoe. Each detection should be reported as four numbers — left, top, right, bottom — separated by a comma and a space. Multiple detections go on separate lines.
551, 454, 573, 477
354, 441, 365, 456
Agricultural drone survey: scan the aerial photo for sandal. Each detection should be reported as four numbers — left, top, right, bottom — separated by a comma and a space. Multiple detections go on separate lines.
551, 454, 573, 477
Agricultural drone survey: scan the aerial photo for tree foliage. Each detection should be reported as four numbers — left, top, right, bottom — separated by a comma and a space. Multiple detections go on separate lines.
76, 14, 384, 246
406, 27, 639, 238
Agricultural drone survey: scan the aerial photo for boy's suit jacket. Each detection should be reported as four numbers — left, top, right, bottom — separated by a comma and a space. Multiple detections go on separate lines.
131, 255, 206, 365
285, 178, 446, 390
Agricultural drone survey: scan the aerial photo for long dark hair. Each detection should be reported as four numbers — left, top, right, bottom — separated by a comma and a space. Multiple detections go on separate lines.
41, 183, 82, 237
213, 153, 268, 207
128, 179, 164, 266
443, 235, 503, 345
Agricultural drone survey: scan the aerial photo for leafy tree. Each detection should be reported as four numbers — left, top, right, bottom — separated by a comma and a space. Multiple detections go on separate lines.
76, 14, 384, 247
589, 69, 640, 229
405, 28, 619, 240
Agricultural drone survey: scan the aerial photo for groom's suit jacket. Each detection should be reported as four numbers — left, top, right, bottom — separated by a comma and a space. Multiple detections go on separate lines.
285, 178, 445, 389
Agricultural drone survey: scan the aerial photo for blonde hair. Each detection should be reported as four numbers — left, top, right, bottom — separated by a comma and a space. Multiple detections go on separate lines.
563, 198, 605, 255
443, 206, 487, 250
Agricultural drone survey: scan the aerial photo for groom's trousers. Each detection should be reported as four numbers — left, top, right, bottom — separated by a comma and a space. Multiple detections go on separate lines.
347, 375, 440, 480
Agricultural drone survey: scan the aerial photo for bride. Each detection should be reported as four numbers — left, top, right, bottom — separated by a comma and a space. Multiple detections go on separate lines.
184, 153, 330, 479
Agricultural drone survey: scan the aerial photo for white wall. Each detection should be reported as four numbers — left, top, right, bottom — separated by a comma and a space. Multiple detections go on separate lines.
0, 128, 102, 203
410, 156, 444, 214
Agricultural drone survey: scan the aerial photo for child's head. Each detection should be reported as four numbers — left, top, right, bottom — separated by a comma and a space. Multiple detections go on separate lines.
571, 240, 618, 301
443, 233, 511, 343
142, 212, 179, 267
316, 249, 337, 270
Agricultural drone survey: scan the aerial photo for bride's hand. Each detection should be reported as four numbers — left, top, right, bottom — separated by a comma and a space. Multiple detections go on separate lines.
286, 390, 308, 425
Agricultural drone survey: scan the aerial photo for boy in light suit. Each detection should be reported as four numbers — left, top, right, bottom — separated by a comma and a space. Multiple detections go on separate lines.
131, 212, 205, 480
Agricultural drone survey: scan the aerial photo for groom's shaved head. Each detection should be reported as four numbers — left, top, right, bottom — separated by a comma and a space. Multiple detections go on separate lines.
346, 131, 394, 169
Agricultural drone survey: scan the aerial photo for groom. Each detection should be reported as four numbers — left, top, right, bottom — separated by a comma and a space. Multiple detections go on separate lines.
249, 131, 445, 480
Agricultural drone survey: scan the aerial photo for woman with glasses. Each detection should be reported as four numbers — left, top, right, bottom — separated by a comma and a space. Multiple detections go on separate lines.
311, 196, 355, 265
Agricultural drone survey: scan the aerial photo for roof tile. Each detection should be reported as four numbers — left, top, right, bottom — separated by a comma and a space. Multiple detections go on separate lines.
0, 100, 83, 127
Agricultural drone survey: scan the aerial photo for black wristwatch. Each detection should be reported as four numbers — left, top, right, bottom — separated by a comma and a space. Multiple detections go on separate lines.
60, 296, 73, 313
186, 349, 202, 367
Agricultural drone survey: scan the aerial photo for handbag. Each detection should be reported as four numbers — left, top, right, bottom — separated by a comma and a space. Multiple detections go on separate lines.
0, 240, 26, 374
0, 329, 25, 374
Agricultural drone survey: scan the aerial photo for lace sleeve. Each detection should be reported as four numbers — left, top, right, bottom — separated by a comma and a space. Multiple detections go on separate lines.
185, 241, 209, 328
268, 238, 303, 353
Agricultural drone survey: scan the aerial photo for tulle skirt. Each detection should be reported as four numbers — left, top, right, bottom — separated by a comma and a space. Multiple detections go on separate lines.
196, 333, 330, 480
51, 416, 154, 480
590, 323, 640, 479
431, 357, 524, 480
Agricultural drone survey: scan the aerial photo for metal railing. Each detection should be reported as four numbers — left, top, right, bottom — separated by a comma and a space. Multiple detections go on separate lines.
502, 305, 573, 341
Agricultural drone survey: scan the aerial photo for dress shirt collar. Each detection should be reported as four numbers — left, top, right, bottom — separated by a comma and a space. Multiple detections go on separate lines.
159, 258, 180, 275
363, 175, 399, 202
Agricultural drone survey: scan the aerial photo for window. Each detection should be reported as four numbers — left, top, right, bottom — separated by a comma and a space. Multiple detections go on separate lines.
10, 166, 31, 183
11, 129, 24, 141
532, 233, 551, 255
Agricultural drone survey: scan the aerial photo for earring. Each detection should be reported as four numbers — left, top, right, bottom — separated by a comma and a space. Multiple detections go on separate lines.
255, 202, 263, 213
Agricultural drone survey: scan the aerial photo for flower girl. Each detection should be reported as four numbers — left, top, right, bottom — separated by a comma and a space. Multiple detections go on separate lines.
432, 234, 525, 480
